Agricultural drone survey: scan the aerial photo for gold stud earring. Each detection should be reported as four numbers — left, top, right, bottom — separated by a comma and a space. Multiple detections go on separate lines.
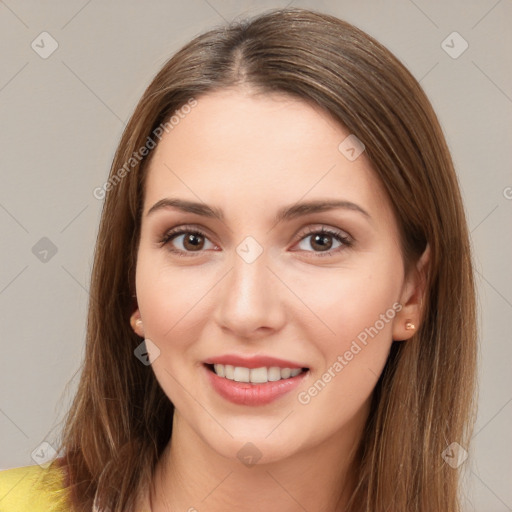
405, 322, 415, 330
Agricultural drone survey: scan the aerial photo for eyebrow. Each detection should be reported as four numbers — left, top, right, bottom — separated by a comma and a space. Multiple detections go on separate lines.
146, 197, 371, 223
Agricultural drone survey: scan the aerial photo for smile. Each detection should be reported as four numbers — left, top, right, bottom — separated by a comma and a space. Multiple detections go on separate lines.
203, 363, 310, 406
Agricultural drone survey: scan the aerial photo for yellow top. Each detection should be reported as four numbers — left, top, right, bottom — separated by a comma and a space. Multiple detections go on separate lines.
0, 464, 70, 512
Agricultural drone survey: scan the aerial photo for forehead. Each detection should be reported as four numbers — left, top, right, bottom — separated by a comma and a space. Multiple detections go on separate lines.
142, 89, 394, 227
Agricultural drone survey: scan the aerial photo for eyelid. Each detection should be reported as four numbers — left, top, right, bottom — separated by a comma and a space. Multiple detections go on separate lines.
294, 224, 353, 243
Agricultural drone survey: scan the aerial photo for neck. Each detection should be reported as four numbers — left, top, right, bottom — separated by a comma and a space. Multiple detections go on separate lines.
145, 403, 369, 512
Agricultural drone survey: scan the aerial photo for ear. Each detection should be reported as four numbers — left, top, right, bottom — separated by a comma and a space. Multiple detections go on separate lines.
392, 244, 430, 341
130, 307, 145, 338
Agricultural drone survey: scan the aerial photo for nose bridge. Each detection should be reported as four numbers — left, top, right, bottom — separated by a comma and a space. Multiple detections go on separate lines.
214, 247, 285, 336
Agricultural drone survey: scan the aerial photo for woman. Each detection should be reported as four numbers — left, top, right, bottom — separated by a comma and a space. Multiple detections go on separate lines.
0, 7, 477, 511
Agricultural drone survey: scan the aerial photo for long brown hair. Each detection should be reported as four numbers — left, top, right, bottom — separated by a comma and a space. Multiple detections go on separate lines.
47, 7, 477, 511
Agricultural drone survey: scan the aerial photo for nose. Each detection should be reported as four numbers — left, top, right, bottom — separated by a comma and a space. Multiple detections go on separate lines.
213, 250, 287, 339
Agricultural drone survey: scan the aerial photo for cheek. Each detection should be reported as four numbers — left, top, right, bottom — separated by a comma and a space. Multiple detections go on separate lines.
293, 276, 400, 429
292, 259, 402, 348
135, 253, 216, 353
289, 256, 403, 411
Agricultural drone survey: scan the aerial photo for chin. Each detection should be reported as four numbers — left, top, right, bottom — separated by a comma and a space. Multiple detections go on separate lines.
191, 414, 315, 466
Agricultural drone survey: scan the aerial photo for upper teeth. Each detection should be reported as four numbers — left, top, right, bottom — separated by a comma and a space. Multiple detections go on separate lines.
213, 364, 303, 383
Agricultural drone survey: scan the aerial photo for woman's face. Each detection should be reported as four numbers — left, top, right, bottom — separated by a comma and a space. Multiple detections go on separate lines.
133, 89, 421, 463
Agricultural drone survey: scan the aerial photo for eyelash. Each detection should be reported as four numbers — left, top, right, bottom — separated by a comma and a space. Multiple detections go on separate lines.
158, 225, 353, 258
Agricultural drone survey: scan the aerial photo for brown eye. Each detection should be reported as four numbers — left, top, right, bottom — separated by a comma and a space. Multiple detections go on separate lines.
294, 227, 352, 257
160, 228, 216, 256
309, 233, 334, 251
181, 232, 205, 251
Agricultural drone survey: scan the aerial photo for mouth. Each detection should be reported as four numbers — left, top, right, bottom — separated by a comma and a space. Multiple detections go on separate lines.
204, 363, 309, 384
203, 362, 310, 406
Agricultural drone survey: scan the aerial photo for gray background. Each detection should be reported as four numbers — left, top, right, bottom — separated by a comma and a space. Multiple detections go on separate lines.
0, 1, 511, 510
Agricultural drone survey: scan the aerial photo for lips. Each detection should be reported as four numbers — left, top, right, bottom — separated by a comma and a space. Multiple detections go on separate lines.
202, 354, 310, 406
204, 365, 308, 406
